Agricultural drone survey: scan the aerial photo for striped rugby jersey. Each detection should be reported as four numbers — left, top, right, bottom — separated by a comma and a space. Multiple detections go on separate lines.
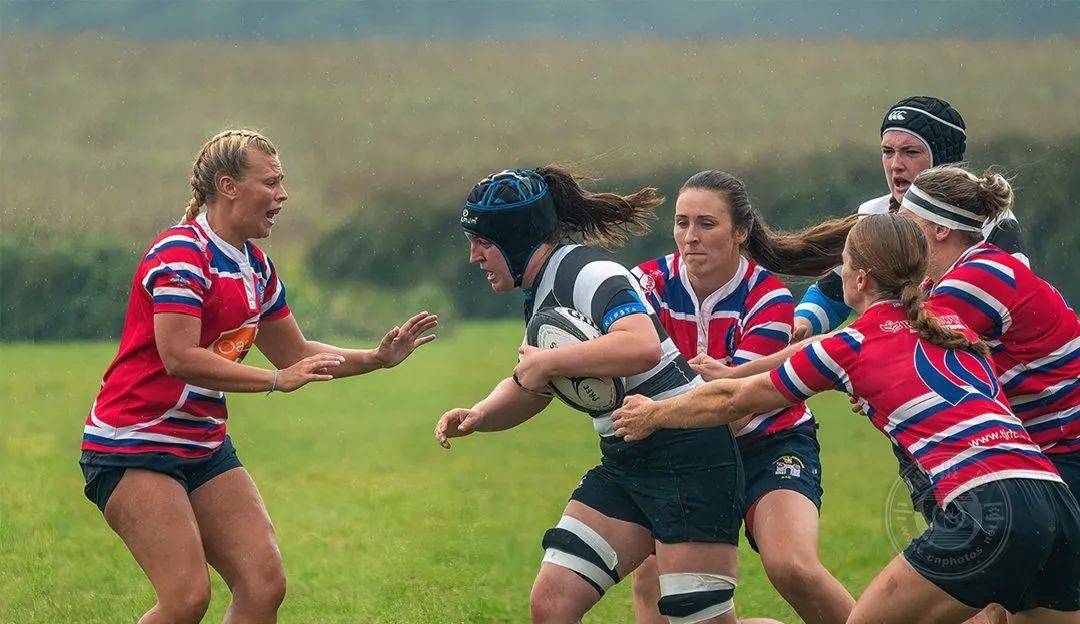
929, 243, 1080, 455
82, 213, 290, 458
633, 253, 813, 447
525, 245, 701, 440
772, 300, 1061, 507
795, 193, 1027, 335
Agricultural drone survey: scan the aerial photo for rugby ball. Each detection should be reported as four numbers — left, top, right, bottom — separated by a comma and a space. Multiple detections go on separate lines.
526, 307, 626, 415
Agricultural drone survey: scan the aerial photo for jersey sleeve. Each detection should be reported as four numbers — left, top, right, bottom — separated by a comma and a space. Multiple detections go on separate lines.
770, 329, 862, 402
929, 259, 1017, 340
259, 256, 291, 322
734, 278, 794, 365
141, 235, 211, 318
795, 270, 851, 335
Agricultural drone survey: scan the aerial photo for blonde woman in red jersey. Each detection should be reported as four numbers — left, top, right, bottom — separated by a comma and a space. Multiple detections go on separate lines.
80, 130, 436, 624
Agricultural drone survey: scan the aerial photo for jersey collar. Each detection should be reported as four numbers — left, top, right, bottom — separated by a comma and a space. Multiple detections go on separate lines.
196, 212, 251, 267
678, 254, 748, 315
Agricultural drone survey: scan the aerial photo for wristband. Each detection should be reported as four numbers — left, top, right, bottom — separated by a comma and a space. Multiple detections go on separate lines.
267, 369, 279, 395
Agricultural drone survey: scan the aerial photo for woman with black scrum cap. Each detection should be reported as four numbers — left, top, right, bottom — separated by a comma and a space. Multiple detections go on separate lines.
434, 168, 765, 624
793, 95, 1026, 342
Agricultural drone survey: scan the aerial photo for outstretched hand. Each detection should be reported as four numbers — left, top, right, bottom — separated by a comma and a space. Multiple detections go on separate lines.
374, 311, 438, 368
434, 408, 485, 449
611, 394, 660, 442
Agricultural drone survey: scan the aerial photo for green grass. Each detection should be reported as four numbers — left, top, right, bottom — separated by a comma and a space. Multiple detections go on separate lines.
1, 322, 904, 622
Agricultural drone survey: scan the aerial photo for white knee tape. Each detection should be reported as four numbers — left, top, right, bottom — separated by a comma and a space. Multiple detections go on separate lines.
658, 573, 737, 624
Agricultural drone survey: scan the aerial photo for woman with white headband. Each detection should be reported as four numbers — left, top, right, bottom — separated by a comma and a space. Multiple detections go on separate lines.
899, 165, 1080, 494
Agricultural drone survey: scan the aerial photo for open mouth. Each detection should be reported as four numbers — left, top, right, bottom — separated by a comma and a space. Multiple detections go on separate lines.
265, 207, 282, 225
893, 177, 910, 193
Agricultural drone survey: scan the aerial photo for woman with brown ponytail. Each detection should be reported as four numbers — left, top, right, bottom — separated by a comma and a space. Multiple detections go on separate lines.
436, 168, 753, 623
628, 171, 854, 624
900, 165, 1080, 492
612, 213, 1080, 624
80, 129, 437, 624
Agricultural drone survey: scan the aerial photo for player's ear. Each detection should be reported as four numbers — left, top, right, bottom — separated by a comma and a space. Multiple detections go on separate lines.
934, 224, 952, 243
217, 174, 239, 200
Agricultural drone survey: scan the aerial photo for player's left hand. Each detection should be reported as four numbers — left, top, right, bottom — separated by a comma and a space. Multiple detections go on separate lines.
612, 394, 659, 441
374, 311, 438, 368
514, 345, 553, 392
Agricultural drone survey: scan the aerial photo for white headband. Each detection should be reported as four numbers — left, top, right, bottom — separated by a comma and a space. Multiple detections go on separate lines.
901, 184, 984, 232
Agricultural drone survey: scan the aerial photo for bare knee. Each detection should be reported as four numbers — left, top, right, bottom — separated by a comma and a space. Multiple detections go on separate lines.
157, 575, 211, 624
762, 553, 826, 599
231, 558, 287, 612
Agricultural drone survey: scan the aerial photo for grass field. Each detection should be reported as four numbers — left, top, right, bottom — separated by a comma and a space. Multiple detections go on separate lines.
1, 321, 909, 623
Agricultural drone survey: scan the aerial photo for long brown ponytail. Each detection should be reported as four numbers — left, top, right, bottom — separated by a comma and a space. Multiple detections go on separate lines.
848, 214, 990, 357
537, 165, 662, 247
679, 170, 858, 277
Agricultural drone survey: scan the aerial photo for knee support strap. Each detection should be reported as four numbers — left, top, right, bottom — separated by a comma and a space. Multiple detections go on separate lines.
541, 515, 620, 595
657, 573, 736, 624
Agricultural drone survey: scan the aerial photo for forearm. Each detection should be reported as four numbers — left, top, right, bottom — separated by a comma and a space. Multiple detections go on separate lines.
303, 341, 383, 377
166, 348, 276, 392
651, 380, 743, 429
725, 335, 826, 379
472, 378, 550, 432
544, 331, 660, 379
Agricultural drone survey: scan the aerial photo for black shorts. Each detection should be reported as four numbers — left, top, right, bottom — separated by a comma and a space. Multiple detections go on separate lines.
739, 424, 823, 551
573, 427, 744, 544
1050, 451, 1080, 494
893, 442, 936, 524
80, 435, 243, 513
903, 477, 1080, 613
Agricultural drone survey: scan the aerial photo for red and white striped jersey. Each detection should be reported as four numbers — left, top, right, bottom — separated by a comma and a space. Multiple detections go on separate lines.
771, 300, 1061, 507
929, 242, 1080, 455
82, 213, 290, 458
633, 253, 813, 446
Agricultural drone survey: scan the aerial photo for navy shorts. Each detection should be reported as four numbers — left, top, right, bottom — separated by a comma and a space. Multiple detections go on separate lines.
572, 427, 744, 544
739, 424, 824, 551
80, 435, 242, 513
903, 477, 1080, 613
1050, 451, 1080, 494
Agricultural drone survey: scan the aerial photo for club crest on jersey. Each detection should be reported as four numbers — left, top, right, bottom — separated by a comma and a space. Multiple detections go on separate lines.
255, 275, 266, 300
638, 270, 659, 295
774, 455, 805, 478
170, 273, 191, 288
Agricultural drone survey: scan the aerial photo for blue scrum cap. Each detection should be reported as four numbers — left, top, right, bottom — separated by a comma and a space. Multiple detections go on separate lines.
460, 168, 558, 287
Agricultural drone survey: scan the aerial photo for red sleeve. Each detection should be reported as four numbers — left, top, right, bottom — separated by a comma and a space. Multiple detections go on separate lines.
141, 235, 210, 318
770, 328, 862, 402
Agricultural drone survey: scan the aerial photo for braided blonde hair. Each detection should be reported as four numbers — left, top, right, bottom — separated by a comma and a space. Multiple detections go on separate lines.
181, 129, 278, 223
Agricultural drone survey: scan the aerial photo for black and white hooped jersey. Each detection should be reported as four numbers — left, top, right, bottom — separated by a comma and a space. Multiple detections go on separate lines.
524, 244, 701, 438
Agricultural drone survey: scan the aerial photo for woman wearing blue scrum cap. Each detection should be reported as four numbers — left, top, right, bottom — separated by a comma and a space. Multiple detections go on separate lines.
434, 167, 761, 624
